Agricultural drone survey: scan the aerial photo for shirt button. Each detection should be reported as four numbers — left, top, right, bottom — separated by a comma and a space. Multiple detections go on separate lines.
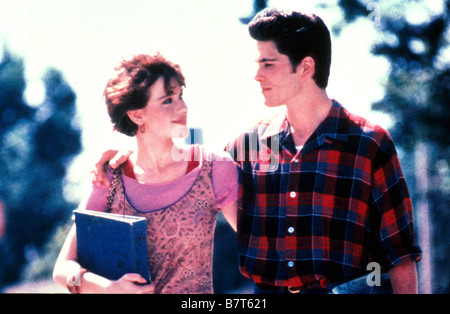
288, 227, 295, 234
289, 191, 296, 198
287, 261, 295, 268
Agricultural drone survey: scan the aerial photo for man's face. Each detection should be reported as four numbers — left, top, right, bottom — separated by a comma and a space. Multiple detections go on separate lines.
255, 41, 303, 107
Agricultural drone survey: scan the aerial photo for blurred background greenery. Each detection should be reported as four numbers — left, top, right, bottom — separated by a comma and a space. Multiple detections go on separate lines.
0, 0, 448, 293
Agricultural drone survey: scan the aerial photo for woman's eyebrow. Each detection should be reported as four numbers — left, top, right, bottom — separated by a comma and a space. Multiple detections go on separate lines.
157, 87, 182, 101
157, 94, 170, 101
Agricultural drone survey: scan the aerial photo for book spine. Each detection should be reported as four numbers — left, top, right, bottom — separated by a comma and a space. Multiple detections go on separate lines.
129, 223, 138, 279
130, 221, 150, 282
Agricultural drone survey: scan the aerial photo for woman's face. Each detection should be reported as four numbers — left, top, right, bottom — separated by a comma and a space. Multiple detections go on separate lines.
139, 77, 188, 140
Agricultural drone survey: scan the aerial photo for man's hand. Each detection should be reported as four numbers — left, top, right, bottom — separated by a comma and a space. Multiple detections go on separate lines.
91, 149, 133, 188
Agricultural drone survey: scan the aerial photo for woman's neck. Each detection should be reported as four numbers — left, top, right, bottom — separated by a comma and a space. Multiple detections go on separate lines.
132, 134, 189, 183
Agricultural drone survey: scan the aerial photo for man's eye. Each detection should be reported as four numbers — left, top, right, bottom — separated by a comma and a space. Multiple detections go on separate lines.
163, 98, 172, 104
264, 64, 273, 68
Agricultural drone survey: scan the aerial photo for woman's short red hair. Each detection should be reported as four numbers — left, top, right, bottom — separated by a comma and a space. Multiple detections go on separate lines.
104, 53, 185, 136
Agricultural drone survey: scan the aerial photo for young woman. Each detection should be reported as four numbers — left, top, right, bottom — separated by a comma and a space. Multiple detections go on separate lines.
53, 53, 238, 294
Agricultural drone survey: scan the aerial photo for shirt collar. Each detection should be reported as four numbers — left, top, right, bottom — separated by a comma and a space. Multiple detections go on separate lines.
259, 100, 349, 153
259, 111, 290, 141
314, 100, 349, 143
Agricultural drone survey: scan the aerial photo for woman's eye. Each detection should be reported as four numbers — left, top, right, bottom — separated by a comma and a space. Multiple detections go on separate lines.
163, 98, 172, 104
264, 63, 273, 68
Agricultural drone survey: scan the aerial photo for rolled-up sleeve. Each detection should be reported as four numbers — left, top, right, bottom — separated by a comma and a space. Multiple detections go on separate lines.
370, 132, 422, 268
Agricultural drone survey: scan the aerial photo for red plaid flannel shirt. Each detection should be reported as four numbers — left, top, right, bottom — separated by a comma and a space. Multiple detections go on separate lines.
226, 101, 421, 288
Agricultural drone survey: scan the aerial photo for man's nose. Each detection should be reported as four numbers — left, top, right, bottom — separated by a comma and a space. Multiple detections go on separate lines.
255, 66, 264, 82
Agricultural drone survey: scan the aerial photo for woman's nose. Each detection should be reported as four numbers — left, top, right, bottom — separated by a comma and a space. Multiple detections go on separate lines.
178, 99, 188, 113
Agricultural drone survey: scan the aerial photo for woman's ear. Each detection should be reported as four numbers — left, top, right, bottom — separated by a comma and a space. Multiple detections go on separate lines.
126, 109, 145, 126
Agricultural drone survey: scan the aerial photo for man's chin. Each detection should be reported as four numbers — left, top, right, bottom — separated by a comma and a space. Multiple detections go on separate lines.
263, 100, 282, 108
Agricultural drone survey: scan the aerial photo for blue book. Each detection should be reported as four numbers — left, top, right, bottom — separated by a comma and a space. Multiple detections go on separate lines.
328, 272, 392, 294
74, 209, 151, 283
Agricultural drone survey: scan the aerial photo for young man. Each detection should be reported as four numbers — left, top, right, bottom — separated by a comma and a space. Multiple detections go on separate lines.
92, 8, 421, 294
224, 8, 421, 294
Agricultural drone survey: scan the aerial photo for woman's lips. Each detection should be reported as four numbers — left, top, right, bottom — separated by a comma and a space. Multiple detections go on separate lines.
172, 117, 187, 125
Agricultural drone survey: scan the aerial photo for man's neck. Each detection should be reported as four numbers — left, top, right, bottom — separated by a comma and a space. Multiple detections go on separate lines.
285, 88, 332, 147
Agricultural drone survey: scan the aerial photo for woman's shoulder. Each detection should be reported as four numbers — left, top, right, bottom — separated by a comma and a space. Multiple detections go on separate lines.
198, 146, 238, 208
199, 145, 237, 181
180, 144, 236, 176
197, 145, 234, 164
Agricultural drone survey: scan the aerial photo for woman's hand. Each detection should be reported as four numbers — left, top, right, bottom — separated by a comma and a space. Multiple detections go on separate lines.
102, 273, 155, 294
71, 271, 155, 294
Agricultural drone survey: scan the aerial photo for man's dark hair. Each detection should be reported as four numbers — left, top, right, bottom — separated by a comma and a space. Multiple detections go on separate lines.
249, 8, 332, 88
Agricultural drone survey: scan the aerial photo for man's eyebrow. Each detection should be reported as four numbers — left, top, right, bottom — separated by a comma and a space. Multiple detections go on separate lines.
256, 58, 277, 63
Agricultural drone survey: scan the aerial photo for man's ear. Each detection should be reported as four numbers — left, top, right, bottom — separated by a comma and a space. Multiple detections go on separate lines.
126, 109, 145, 125
296, 56, 315, 78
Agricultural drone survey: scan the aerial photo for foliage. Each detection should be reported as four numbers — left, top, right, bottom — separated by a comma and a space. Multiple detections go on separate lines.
338, 0, 449, 154
0, 47, 81, 288
19, 222, 73, 283
336, 0, 449, 294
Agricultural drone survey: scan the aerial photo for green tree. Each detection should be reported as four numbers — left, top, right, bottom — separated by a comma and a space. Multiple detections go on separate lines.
336, 0, 449, 294
0, 47, 81, 288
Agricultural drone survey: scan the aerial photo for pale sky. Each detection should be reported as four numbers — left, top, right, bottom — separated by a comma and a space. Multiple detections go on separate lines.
0, 0, 396, 202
